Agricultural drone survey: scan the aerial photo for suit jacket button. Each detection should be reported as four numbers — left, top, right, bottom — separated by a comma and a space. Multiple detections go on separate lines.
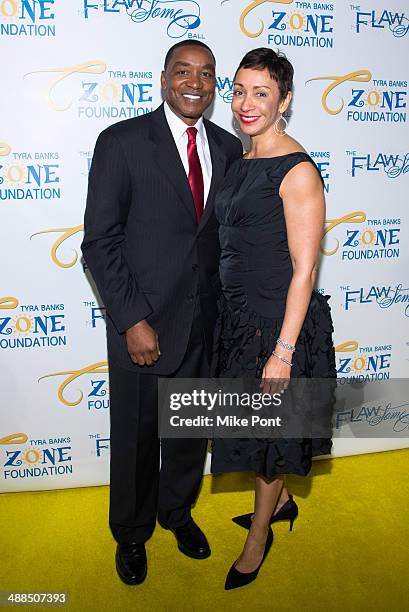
187, 294, 194, 302
192, 263, 198, 271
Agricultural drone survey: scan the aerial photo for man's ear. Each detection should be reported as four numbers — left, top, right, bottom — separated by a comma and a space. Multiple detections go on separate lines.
160, 70, 167, 91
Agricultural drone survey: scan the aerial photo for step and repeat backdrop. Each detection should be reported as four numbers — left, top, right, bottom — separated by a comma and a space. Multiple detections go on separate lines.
1, 1, 408, 492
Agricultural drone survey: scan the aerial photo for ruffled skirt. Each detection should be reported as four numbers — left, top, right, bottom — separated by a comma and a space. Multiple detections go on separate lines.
210, 291, 337, 478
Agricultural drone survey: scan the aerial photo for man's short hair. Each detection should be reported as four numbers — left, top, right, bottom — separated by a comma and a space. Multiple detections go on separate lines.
164, 40, 216, 70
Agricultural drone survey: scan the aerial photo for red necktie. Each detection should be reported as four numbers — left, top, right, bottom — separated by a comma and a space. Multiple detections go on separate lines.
186, 127, 204, 223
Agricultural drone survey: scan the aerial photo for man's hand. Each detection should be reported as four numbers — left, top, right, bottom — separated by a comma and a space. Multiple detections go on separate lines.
126, 320, 160, 366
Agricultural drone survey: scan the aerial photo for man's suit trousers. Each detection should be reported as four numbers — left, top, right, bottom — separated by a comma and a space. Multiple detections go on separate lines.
108, 299, 209, 544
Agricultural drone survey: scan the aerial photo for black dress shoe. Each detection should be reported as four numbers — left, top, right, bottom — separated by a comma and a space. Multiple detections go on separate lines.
162, 519, 211, 559
116, 542, 147, 585
225, 527, 273, 590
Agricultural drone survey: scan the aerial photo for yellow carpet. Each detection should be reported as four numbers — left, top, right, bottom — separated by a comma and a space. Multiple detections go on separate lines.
1, 449, 408, 612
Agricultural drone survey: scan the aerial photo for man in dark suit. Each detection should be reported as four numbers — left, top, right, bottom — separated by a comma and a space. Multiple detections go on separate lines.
82, 40, 242, 585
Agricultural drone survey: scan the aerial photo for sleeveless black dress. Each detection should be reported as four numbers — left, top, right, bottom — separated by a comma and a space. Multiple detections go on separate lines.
211, 152, 336, 478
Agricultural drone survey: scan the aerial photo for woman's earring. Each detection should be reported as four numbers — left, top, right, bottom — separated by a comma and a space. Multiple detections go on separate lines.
233, 118, 241, 133
273, 113, 287, 136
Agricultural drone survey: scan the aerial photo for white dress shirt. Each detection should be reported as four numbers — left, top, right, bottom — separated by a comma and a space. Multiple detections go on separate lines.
164, 101, 212, 206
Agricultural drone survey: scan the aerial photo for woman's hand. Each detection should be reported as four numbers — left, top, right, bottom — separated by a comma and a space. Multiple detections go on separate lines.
260, 353, 291, 396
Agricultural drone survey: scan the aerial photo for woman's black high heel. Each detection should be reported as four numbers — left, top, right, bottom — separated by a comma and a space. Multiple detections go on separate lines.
225, 527, 274, 590
232, 494, 298, 531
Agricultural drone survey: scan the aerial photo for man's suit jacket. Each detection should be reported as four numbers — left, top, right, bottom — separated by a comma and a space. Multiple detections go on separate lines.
82, 103, 243, 374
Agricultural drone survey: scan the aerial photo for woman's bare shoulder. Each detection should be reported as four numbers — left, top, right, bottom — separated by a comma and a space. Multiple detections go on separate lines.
277, 135, 307, 155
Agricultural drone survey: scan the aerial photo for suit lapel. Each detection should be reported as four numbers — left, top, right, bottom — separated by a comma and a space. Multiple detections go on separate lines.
198, 120, 226, 233
149, 104, 197, 222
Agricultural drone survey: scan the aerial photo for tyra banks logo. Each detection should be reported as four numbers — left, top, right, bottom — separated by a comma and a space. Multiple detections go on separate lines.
0, 432, 73, 481
0, 298, 66, 350
0, 144, 61, 202
306, 70, 407, 123
222, 0, 334, 48
39, 361, 109, 409
335, 341, 392, 381
24, 60, 154, 119
0, 0, 56, 37
321, 212, 366, 257
322, 213, 401, 262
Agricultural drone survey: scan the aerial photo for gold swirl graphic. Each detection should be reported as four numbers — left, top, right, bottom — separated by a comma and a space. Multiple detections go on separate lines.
24, 60, 107, 111
0, 296, 19, 309
321, 212, 366, 256
0, 142, 11, 157
305, 70, 372, 115
335, 341, 359, 353
0, 433, 28, 445
38, 362, 109, 407
240, 0, 293, 37
30, 225, 84, 268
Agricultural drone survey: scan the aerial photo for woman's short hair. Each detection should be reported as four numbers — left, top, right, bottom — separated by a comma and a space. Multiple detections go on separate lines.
234, 48, 293, 100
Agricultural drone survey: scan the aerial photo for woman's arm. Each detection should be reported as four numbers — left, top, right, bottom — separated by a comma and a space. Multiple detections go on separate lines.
261, 161, 325, 390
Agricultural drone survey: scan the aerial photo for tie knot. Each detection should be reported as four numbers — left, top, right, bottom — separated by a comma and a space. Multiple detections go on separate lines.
186, 126, 198, 142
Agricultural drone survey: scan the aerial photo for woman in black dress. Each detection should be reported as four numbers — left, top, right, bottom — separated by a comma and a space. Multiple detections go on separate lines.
211, 48, 336, 589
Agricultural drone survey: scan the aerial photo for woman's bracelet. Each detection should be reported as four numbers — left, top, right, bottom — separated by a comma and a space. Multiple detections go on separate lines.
276, 337, 296, 353
271, 350, 293, 367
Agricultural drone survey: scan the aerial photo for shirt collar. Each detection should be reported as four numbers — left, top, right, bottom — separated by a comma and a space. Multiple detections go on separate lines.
164, 101, 205, 143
